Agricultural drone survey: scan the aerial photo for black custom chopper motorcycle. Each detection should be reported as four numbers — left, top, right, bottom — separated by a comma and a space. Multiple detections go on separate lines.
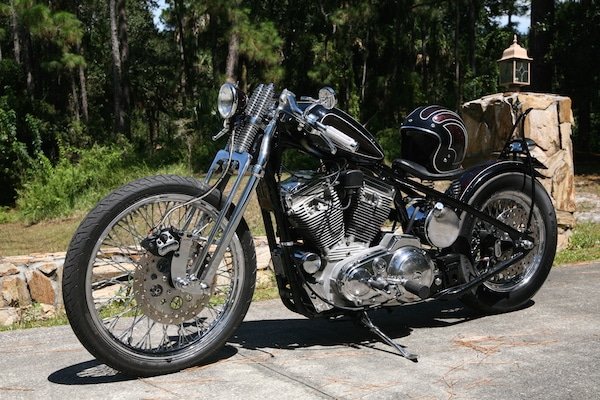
62, 83, 557, 376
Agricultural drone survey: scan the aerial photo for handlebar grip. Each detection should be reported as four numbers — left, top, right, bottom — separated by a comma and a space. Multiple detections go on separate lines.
323, 125, 359, 153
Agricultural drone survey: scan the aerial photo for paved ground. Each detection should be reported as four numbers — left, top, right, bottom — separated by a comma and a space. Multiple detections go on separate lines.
1, 263, 599, 400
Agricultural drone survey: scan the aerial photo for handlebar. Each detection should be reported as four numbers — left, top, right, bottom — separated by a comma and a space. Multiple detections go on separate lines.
278, 89, 359, 154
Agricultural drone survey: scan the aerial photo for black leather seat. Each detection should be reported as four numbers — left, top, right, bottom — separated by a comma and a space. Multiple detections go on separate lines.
392, 159, 464, 181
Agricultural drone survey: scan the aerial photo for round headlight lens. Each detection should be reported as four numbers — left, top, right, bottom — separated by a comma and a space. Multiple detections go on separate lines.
217, 83, 239, 119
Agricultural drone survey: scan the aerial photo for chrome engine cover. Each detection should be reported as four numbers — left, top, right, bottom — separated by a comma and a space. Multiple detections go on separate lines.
304, 234, 437, 311
387, 246, 435, 302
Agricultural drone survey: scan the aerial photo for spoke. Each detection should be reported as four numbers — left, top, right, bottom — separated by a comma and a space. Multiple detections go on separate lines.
133, 319, 157, 350
89, 194, 242, 356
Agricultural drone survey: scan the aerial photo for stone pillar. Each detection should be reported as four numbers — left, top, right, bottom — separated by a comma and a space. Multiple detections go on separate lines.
461, 92, 575, 249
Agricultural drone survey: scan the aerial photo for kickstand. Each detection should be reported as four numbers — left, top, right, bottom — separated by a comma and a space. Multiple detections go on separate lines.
357, 311, 418, 362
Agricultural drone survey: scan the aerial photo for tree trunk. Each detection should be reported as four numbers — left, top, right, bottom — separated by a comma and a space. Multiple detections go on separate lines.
75, 44, 89, 122
530, 0, 554, 92
78, 63, 89, 122
10, 2, 20, 63
225, 31, 240, 83
117, 0, 130, 138
23, 33, 34, 97
70, 71, 81, 123
109, 0, 124, 136
10, 0, 34, 97
454, 1, 461, 109
147, 108, 156, 149
467, 0, 479, 73
174, 0, 193, 103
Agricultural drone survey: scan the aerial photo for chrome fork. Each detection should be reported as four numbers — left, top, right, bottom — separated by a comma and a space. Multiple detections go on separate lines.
171, 119, 276, 294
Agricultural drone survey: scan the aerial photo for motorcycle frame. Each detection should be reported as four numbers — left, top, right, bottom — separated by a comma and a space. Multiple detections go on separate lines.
174, 103, 539, 317
250, 139, 538, 318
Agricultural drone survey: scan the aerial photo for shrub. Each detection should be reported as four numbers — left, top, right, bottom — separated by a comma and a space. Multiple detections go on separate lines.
17, 146, 124, 223
15, 145, 190, 224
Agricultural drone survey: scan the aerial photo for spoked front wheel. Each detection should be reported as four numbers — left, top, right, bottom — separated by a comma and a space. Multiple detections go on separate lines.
62, 175, 256, 376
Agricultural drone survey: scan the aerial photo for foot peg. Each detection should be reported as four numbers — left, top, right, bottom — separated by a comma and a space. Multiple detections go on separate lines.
357, 311, 418, 362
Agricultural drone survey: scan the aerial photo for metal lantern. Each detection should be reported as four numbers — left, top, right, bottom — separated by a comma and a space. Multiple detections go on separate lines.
498, 35, 532, 91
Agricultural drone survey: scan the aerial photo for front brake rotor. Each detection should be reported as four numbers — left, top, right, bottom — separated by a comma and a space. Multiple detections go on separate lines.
133, 254, 209, 324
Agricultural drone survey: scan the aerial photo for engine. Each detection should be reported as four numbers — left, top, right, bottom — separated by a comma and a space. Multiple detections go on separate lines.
280, 170, 394, 255
280, 170, 439, 311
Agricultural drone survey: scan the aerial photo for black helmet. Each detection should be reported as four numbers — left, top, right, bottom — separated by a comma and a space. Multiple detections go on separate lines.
400, 105, 468, 173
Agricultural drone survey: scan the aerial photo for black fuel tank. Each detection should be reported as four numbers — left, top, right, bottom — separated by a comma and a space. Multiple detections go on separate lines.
303, 104, 385, 165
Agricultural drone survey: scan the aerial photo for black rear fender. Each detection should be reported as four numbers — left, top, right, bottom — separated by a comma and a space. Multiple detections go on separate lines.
455, 160, 544, 204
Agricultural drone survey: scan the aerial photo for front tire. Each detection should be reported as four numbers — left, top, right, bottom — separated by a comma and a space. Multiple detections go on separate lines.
63, 175, 256, 376
459, 173, 557, 313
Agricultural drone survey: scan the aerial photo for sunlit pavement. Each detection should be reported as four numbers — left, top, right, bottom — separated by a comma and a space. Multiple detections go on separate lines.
1, 263, 598, 400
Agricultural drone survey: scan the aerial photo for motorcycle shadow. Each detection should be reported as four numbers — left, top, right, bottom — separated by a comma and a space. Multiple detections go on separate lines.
231, 299, 497, 355
47, 346, 239, 384
47, 299, 532, 384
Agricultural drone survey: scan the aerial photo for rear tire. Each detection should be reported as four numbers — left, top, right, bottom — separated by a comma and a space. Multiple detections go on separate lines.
63, 175, 256, 376
458, 173, 557, 313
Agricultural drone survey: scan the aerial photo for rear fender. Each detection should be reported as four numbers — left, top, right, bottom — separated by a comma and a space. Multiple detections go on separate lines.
456, 160, 543, 204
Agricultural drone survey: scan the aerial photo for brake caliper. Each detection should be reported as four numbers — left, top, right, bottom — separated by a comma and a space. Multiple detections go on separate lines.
141, 228, 182, 257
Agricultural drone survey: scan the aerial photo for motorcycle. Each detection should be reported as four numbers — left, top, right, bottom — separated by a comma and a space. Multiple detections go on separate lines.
62, 83, 557, 376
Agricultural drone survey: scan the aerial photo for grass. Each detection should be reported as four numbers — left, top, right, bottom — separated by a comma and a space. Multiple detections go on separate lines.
0, 215, 82, 257
0, 304, 69, 332
0, 174, 265, 257
0, 286, 280, 332
554, 222, 600, 266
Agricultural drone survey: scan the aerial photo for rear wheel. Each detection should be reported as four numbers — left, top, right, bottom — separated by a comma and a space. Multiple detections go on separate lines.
63, 175, 256, 376
459, 173, 557, 313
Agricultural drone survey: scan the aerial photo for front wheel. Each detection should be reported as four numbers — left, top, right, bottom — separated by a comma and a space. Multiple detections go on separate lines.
459, 173, 557, 313
62, 175, 256, 376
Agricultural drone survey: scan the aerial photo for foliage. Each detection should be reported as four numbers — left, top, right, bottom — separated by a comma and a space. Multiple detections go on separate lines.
554, 223, 600, 266
0, 0, 599, 219
0, 97, 33, 205
16, 145, 187, 223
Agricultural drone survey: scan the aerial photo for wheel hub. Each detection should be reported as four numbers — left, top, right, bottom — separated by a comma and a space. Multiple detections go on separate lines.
133, 254, 208, 324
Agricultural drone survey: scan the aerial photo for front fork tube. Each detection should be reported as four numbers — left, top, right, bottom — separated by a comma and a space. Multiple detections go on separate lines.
172, 121, 276, 294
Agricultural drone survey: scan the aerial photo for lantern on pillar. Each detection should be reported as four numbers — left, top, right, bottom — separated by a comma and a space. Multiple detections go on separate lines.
498, 35, 532, 91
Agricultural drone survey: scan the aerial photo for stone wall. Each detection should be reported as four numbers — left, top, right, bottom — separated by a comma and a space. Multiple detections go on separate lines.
0, 237, 275, 326
0, 253, 64, 325
461, 92, 575, 249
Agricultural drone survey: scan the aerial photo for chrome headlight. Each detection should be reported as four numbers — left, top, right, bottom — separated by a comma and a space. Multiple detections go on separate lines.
217, 83, 243, 119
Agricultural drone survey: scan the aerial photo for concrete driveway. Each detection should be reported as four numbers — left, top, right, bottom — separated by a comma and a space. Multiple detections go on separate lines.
1, 263, 599, 400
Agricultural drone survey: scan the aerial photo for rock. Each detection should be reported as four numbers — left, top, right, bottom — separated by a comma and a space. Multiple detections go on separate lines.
462, 95, 513, 158
461, 92, 575, 229
40, 304, 56, 318
256, 267, 275, 290
557, 97, 574, 124
1, 276, 32, 307
0, 308, 20, 326
556, 211, 576, 229
552, 163, 577, 213
38, 263, 58, 276
26, 270, 56, 305
557, 228, 573, 252
517, 93, 556, 112
525, 107, 560, 155
0, 263, 19, 277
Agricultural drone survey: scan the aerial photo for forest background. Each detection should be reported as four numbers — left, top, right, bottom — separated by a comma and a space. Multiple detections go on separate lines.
0, 0, 598, 225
